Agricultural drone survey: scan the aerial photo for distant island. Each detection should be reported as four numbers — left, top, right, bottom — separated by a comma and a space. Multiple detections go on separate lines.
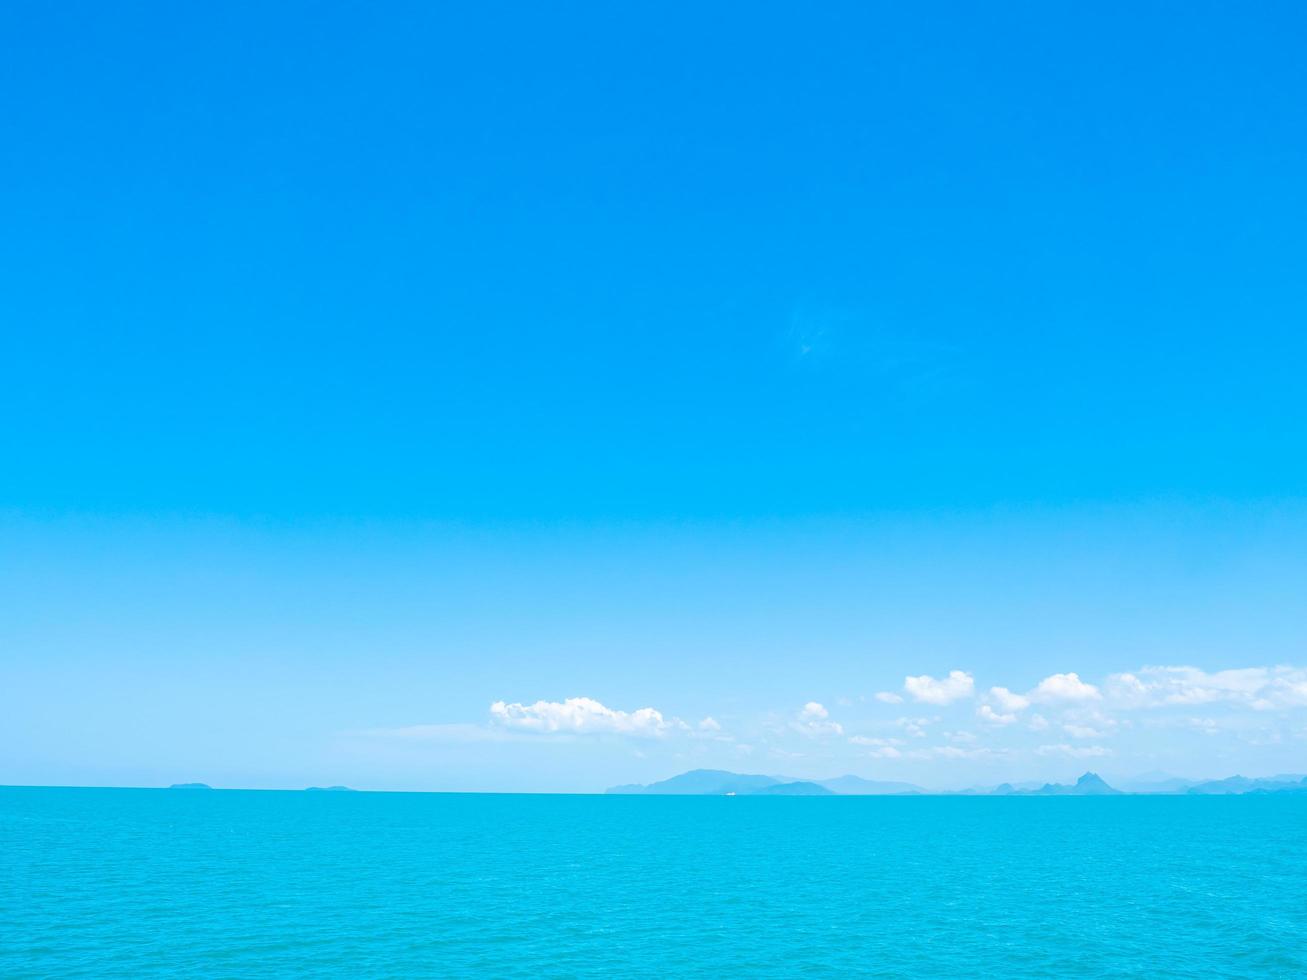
165, 783, 359, 792
606, 769, 1307, 797
607, 770, 921, 796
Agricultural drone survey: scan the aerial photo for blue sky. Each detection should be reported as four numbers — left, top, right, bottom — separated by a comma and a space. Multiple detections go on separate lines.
3, 2, 1306, 790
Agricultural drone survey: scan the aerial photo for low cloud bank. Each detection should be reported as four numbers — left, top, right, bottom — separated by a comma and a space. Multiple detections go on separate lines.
490, 697, 672, 737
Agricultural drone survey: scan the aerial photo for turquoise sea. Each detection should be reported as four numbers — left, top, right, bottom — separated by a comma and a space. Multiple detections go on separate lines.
3, 787, 1305, 977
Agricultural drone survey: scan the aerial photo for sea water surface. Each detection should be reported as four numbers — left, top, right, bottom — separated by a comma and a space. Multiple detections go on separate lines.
2, 787, 1305, 977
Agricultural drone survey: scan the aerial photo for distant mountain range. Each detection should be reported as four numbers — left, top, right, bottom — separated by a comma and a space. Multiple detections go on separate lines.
606, 769, 1307, 797
1008, 772, 1120, 796
1183, 774, 1307, 795
165, 772, 1307, 796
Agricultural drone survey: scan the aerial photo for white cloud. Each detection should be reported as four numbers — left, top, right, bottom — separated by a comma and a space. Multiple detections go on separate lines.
489, 697, 672, 737
1270, 674, 1307, 707
851, 734, 908, 759
931, 746, 972, 759
1062, 723, 1107, 740
895, 716, 933, 738
698, 716, 722, 732
1106, 665, 1307, 710
1028, 713, 1050, 731
792, 701, 844, 737
846, 736, 909, 757
1036, 743, 1111, 759
930, 747, 972, 763
801, 701, 829, 719
988, 686, 1030, 712
904, 670, 975, 705
875, 691, 904, 704
976, 705, 1017, 726
1031, 672, 1100, 703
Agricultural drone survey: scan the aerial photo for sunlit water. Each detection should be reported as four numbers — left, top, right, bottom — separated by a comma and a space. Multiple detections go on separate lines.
3, 787, 1305, 977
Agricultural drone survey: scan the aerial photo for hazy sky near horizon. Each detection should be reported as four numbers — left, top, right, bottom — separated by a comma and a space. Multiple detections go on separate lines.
4, 2, 1307, 791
